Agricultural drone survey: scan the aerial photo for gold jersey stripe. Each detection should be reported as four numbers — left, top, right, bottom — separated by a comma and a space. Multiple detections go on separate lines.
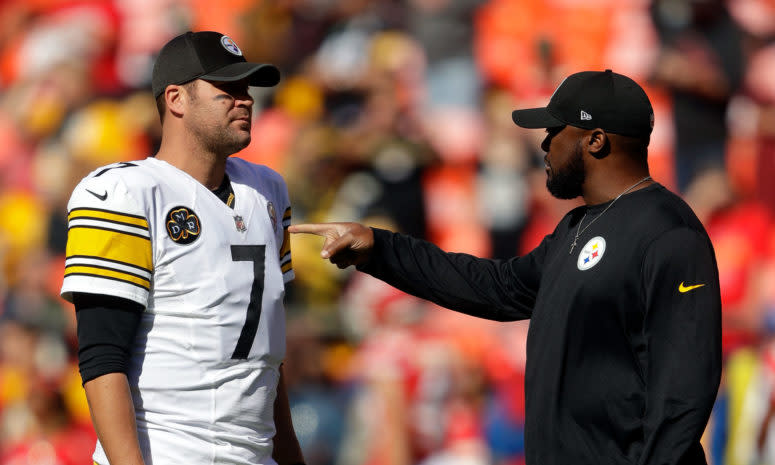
66, 227, 152, 272
281, 261, 293, 273
67, 254, 151, 272
65, 262, 150, 284
280, 228, 291, 258
69, 208, 148, 229
65, 265, 150, 290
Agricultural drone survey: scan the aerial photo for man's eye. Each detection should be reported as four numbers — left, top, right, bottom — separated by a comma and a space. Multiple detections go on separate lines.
229, 86, 249, 96
547, 126, 565, 137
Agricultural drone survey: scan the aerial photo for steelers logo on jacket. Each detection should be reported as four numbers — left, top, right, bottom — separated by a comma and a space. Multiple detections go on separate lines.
577, 236, 606, 271
166, 206, 201, 244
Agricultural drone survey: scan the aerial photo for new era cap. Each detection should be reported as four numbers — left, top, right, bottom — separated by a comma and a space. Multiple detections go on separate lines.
512, 70, 654, 138
152, 31, 281, 98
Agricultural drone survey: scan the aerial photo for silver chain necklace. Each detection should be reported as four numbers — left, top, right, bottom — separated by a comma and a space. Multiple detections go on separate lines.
569, 175, 652, 254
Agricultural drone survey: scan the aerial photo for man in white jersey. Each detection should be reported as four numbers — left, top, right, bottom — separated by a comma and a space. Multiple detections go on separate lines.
60, 31, 305, 465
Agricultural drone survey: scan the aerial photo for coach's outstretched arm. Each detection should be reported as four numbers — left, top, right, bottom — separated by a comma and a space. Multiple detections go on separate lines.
291, 223, 536, 321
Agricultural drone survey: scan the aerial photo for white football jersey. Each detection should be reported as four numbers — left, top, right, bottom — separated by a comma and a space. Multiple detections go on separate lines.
61, 157, 293, 465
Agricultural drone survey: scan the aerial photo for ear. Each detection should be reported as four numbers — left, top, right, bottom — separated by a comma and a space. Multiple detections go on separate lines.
165, 86, 185, 118
587, 129, 610, 159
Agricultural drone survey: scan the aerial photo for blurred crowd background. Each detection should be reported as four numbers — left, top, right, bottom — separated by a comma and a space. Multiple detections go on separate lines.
1, 0, 775, 464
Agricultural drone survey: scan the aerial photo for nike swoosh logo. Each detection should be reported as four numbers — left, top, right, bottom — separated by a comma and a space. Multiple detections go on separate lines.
679, 282, 705, 293
86, 189, 108, 201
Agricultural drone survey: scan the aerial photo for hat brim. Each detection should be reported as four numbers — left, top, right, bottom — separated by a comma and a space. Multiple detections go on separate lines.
511, 107, 565, 129
200, 62, 281, 87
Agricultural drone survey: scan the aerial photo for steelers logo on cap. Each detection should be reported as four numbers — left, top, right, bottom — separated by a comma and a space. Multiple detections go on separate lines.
577, 236, 606, 271
221, 36, 243, 56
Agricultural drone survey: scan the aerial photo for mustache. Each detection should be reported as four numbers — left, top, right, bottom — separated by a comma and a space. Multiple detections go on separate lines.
231, 111, 251, 121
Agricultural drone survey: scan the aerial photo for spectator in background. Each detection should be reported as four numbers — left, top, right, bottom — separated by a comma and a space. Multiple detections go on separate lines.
724, 326, 775, 465
476, 88, 543, 259
322, 31, 433, 240
0, 308, 94, 464
651, 0, 745, 193
683, 168, 773, 358
682, 167, 775, 464
745, 42, 775, 216
282, 316, 348, 465
407, 0, 485, 110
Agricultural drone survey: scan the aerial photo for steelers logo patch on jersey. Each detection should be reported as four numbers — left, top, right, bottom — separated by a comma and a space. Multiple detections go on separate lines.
577, 236, 606, 271
166, 206, 201, 244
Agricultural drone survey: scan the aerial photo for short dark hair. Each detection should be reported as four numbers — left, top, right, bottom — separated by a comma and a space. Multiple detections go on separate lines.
155, 80, 198, 124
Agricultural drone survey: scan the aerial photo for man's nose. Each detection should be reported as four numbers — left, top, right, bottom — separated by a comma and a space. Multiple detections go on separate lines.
541, 135, 551, 153
234, 94, 254, 107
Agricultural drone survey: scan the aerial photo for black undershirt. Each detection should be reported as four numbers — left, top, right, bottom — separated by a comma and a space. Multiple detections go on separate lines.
75, 174, 236, 383
212, 173, 235, 209
74, 293, 143, 384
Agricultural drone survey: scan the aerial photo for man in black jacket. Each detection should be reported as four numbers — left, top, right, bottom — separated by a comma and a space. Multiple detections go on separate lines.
291, 70, 721, 465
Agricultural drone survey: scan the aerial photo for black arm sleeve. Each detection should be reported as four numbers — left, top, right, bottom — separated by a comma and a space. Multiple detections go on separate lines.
356, 228, 545, 321
638, 227, 722, 465
73, 293, 144, 385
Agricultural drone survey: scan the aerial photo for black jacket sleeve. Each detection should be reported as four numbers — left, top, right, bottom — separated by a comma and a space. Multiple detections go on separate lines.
74, 293, 144, 384
356, 228, 550, 321
638, 227, 722, 465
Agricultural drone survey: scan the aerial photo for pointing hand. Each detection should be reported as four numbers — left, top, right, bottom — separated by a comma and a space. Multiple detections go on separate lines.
289, 222, 374, 269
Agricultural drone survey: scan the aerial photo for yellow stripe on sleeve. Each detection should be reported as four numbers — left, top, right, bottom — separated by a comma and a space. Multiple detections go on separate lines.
66, 227, 152, 272
64, 265, 150, 290
69, 208, 149, 229
281, 261, 293, 274
280, 228, 291, 258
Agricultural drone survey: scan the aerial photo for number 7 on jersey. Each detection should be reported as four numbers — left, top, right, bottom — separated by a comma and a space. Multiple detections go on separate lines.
230, 245, 266, 359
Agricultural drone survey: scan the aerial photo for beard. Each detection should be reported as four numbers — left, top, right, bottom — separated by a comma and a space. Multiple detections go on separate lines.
189, 120, 251, 157
204, 127, 250, 156
546, 140, 585, 200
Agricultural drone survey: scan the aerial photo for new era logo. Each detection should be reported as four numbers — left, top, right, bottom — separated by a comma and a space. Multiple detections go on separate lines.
580, 110, 592, 121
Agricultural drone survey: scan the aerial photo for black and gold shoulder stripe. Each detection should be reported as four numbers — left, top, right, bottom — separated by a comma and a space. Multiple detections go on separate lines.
280, 206, 292, 274
65, 208, 152, 291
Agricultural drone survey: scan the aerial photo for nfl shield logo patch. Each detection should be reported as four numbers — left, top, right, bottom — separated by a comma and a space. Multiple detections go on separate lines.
234, 215, 247, 233
267, 202, 277, 232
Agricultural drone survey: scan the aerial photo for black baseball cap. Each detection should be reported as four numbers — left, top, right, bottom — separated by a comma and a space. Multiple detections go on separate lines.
512, 70, 654, 138
151, 31, 280, 98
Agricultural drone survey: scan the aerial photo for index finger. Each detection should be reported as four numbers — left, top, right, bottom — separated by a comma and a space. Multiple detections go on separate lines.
288, 223, 335, 236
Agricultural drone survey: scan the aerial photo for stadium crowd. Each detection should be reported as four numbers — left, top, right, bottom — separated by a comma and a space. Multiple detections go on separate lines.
0, 0, 774, 464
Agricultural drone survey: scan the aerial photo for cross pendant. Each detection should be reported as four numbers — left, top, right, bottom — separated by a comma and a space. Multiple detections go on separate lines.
569, 238, 577, 254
